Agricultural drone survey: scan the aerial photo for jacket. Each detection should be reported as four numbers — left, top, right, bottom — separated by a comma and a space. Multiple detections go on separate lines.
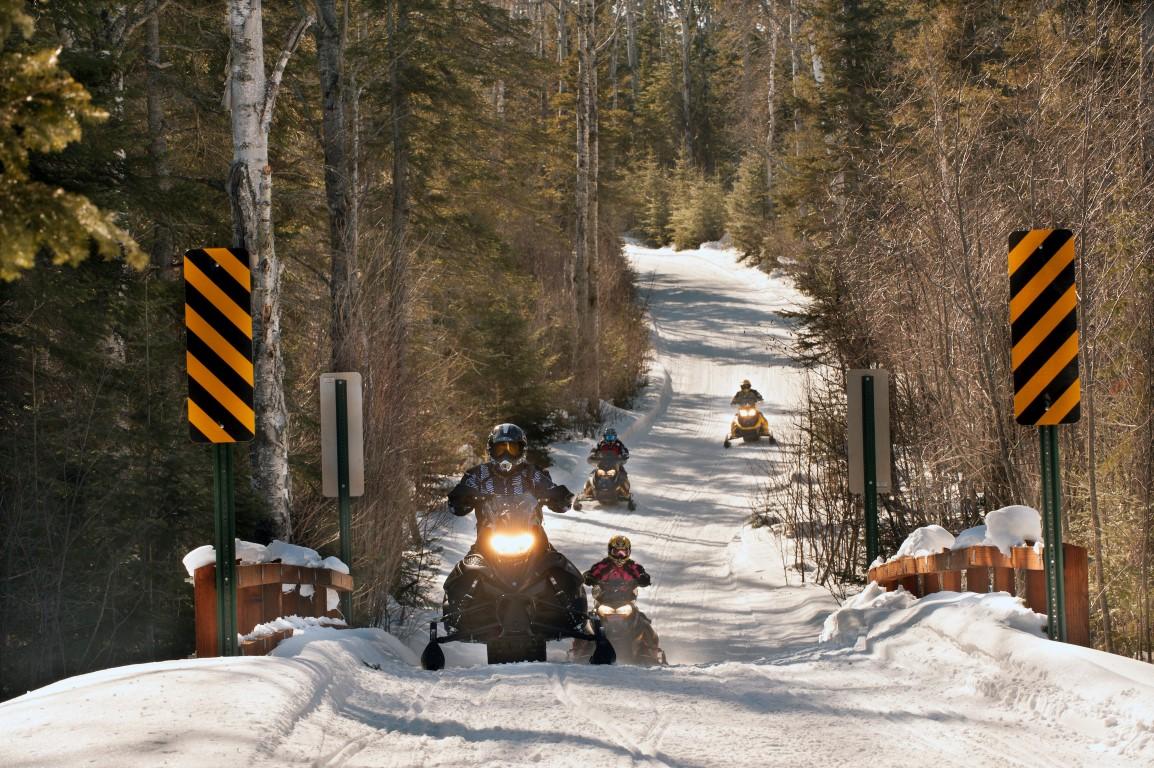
447, 461, 571, 517
589, 439, 629, 463
731, 388, 764, 407
584, 557, 651, 588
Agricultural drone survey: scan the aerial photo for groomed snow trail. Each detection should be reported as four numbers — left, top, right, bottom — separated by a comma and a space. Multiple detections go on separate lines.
5, 244, 1154, 768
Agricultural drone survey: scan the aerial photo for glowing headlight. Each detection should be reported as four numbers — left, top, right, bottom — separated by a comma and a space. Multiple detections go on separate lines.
490, 532, 535, 556
596, 469, 607, 477
596, 603, 634, 616
606, 469, 617, 477
739, 408, 757, 418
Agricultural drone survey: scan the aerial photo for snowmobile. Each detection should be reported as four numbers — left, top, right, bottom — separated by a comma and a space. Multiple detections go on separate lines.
573, 451, 636, 511
724, 405, 776, 448
572, 581, 666, 666
421, 494, 615, 669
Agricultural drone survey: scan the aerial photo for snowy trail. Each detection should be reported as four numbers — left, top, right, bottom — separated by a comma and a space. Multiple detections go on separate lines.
5, 244, 1154, 768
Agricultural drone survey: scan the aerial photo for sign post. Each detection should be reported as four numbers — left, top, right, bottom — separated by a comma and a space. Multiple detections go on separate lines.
321, 373, 364, 624
184, 247, 254, 657
1009, 229, 1079, 642
848, 369, 891, 566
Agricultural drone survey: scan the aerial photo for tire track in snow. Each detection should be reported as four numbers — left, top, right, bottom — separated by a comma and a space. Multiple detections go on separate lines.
547, 668, 671, 767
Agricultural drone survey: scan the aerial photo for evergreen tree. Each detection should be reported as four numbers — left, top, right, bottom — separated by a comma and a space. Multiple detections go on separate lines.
728, 152, 772, 263
0, 2, 144, 280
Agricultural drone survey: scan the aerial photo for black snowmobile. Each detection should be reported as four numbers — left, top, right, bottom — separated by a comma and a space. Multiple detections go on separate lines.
421, 494, 615, 669
573, 451, 636, 511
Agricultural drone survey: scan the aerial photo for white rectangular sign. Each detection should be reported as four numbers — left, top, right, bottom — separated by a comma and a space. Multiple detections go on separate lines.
320, 372, 365, 498
847, 369, 892, 495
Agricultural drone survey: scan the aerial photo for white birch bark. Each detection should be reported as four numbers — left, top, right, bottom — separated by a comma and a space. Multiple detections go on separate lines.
226, 0, 313, 539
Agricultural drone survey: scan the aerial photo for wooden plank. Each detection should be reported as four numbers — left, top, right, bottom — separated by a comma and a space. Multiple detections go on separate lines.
1025, 569, 1047, 615
922, 572, 942, 595
237, 580, 264, 636
993, 567, 1015, 595
939, 570, 962, 592
1010, 546, 1045, 571
899, 575, 921, 597
194, 565, 218, 658
1064, 544, 1091, 647
966, 567, 991, 594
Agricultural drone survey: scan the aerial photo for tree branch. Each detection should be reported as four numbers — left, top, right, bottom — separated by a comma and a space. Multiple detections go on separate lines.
262, 12, 316, 136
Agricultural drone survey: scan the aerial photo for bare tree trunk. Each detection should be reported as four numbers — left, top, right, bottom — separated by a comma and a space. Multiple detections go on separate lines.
226, 1, 313, 539
677, 0, 693, 159
145, 0, 172, 270
763, 0, 778, 216
574, 0, 600, 403
1140, 0, 1154, 663
625, 0, 639, 106
390, 1, 410, 247
315, 0, 360, 373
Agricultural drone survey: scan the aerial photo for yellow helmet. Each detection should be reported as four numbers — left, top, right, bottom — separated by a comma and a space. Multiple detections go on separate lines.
740, 379, 751, 389
608, 535, 631, 563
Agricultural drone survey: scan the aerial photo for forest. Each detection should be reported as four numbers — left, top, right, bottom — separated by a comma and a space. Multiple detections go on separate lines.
2, 0, 1153, 700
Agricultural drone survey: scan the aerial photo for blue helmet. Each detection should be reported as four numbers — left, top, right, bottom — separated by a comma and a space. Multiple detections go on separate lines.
603, 428, 618, 442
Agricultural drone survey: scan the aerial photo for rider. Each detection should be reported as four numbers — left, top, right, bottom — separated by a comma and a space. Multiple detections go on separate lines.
580, 427, 631, 501
578, 535, 662, 662
443, 423, 581, 634
730, 379, 764, 407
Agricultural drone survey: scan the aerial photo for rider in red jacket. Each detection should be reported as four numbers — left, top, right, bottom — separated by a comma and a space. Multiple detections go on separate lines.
575, 536, 664, 663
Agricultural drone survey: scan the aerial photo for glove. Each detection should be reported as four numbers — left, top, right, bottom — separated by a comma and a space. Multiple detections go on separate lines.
447, 486, 477, 517
637, 572, 651, 587
546, 485, 574, 512
583, 571, 596, 586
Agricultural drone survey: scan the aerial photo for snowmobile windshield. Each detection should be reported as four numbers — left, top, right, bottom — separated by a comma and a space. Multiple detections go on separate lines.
477, 495, 542, 558
476, 494, 542, 531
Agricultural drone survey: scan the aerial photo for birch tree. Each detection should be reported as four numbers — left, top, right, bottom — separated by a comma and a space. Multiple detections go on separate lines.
225, 1, 314, 538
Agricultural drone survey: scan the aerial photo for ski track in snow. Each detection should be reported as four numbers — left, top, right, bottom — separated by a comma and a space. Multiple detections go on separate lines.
5, 243, 1154, 768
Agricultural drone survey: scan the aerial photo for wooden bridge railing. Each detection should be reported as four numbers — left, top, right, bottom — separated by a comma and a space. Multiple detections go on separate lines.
193, 563, 354, 657
867, 543, 1090, 647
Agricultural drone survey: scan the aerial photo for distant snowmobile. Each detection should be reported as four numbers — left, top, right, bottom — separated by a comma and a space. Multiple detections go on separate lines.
421, 495, 615, 669
724, 405, 776, 448
573, 451, 636, 511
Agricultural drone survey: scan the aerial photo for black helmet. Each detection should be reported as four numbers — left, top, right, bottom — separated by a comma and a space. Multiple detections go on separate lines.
608, 534, 631, 564
487, 423, 527, 473
740, 379, 751, 390
603, 427, 618, 442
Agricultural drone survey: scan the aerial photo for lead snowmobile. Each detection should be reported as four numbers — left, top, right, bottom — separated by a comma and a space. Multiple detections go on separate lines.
421, 494, 615, 669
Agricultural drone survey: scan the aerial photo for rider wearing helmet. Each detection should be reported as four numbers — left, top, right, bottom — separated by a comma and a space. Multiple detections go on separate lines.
442, 423, 581, 636
575, 535, 663, 663
730, 379, 764, 407
579, 427, 632, 503
447, 423, 574, 519
584, 535, 651, 589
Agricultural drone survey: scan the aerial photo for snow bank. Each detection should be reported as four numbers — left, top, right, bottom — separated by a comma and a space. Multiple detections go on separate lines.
818, 581, 917, 644
952, 505, 1043, 555
885, 524, 955, 563
181, 539, 347, 576
241, 614, 347, 641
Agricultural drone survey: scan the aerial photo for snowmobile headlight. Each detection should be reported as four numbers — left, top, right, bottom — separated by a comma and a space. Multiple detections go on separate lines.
596, 604, 615, 617
596, 469, 607, 477
614, 604, 633, 616
489, 531, 535, 556
739, 407, 757, 418
596, 603, 634, 617
605, 469, 617, 477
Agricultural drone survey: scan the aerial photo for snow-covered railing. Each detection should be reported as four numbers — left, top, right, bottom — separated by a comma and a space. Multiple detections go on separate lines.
191, 559, 353, 658
867, 542, 1089, 646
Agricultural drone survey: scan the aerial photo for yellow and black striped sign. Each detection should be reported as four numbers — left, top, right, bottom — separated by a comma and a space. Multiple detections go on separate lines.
184, 248, 255, 442
1009, 229, 1080, 425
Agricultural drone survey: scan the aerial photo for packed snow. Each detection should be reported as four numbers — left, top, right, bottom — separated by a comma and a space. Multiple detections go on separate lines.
888, 524, 956, 561
953, 505, 1045, 555
4, 244, 1154, 767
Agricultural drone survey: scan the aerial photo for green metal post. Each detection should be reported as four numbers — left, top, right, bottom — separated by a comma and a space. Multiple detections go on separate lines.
336, 379, 353, 625
863, 374, 879, 566
213, 443, 238, 656
1039, 425, 1067, 642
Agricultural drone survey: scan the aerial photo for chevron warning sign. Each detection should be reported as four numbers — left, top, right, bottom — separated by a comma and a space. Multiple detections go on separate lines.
1009, 229, 1080, 426
184, 248, 255, 442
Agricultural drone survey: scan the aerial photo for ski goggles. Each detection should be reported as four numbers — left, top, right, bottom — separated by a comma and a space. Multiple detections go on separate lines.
610, 547, 630, 560
491, 442, 523, 460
